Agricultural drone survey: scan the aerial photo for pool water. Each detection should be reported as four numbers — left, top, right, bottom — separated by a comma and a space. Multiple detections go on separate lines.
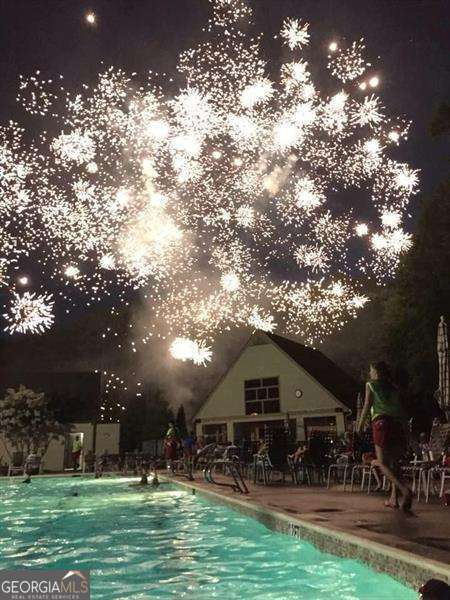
0, 476, 415, 599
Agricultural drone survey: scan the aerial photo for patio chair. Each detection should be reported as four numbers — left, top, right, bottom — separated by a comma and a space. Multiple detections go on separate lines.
327, 459, 350, 489
438, 466, 450, 499
253, 449, 290, 485
420, 466, 450, 503
253, 453, 272, 485
402, 457, 434, 501
7, 451, 25, 477
349, 464, 372, 492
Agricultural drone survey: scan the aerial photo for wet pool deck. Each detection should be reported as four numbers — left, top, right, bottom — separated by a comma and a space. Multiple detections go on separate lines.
169, 471, 450, 588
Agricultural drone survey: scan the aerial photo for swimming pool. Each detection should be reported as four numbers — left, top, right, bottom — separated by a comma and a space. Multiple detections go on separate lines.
0, 476, 415, 599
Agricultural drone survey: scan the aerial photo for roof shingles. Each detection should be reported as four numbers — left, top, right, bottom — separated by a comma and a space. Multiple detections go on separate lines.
266, 332, 358, 412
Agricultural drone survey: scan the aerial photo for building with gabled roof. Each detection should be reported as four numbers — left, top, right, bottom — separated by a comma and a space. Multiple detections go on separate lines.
194, 331, 358, 444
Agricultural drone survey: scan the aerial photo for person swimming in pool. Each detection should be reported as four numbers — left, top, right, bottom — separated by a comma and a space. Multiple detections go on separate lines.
128, 472, 149, 487
150, 466, 160, 488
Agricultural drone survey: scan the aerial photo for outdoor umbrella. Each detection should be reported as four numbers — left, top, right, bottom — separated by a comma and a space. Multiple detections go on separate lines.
437, 315, 449, 416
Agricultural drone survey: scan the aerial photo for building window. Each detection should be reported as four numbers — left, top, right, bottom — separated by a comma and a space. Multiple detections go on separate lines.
244, 377, 280, 415
303, 416, 337, 440
202, 423, 227, 444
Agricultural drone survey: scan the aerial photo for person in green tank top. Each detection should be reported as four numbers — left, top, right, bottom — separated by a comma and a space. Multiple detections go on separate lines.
357, 361, 412, 513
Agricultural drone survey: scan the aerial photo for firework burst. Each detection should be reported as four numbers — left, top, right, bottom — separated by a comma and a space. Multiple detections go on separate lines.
3, 292, 55, 334
0, 0, 418, 362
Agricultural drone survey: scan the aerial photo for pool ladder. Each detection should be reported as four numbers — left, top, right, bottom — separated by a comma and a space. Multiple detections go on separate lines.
203, 458, 249, 494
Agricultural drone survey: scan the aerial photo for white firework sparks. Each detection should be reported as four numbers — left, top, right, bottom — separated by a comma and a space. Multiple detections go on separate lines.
169, 337, 212, 366
4, 292, 54, 334
295, 177, 325, 212
353, 95, 384, 127
0, 0, 418, 363
355, 223, 369, 237
328, 39, 369, 82
248, 308, 276, 333
294, 245, 329, 273
371, 229, 413, 255
240, 79, 273, 108
52, 130, 96, 165
221, 271, 241, 292
280, 18, 310, 50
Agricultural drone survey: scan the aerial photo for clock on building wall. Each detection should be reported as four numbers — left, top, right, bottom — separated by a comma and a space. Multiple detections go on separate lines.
295, 389, 303, 398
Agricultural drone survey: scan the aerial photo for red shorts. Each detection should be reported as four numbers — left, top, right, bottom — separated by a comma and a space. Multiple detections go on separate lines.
372, 417, 404, 450
164, 440, 177, 460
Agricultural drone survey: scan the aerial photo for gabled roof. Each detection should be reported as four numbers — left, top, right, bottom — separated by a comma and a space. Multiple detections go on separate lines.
265, 332, 358, 411
195, 331, 358, 419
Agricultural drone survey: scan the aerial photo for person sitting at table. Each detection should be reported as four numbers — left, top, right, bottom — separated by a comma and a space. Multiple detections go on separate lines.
288, 441, 310, 465
257, 439, 268, 458
418, 432, 433, 462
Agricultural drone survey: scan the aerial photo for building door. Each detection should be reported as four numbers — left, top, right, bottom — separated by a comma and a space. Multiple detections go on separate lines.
64, 432, 84, 470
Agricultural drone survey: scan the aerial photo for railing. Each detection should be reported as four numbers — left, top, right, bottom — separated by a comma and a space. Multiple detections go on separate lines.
203, 456, 249, 494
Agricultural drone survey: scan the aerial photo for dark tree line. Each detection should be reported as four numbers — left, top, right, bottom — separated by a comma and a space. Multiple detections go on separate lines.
325, 103, 450, 429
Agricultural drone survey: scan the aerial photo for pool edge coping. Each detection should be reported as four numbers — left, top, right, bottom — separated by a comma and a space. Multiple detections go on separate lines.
168, 476, 450, 590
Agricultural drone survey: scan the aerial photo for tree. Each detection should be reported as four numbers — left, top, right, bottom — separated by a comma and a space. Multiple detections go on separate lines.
384, 180, 450, 402
430, 101, 450, 138
176, 404, 188, 438
0, 385, 68, 458
120, 385, 174, 451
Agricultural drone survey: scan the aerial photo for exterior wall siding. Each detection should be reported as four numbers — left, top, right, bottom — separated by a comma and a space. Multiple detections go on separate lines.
197, 342, 346, 421
0, 422, 120, 472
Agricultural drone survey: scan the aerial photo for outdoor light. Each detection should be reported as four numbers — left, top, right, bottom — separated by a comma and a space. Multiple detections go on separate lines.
85, 12, 96, 25
212, 150, 222, 159
18, 276, 29, 285
369, 76, 379, 88
233, 157, 243, 166
328, 41, 338, 52
359, 81, 367, 91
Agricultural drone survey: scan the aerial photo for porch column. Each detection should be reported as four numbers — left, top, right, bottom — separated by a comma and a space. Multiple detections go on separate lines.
226, 421, 234, 443
336, 412, 346, 434
296, 416, 306, 441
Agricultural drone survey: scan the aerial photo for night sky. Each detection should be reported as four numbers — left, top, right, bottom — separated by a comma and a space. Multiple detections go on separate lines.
0, 0, 449, 364
1, 0, 449, 197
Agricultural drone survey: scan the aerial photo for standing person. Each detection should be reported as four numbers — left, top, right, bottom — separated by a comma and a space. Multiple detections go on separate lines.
183, 431, 196, 480
357, 361, 412, 512
72, 436, 83, 471
164, 421, 178, 473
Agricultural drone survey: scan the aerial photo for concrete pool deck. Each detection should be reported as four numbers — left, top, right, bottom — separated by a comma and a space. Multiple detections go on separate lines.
169, 472, 450, 590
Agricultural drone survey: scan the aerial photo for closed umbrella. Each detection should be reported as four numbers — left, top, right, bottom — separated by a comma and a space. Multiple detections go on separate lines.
437, 315, 449, 417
